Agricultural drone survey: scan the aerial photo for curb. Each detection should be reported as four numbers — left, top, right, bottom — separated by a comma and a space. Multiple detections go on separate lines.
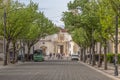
79, 61, 120, 80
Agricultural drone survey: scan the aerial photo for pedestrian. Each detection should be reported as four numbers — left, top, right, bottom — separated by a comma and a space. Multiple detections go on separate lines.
53, 53, 55, 59
113, 56, 116, 66
100, 56, 103, 66
58, 53, 60, 59
49, 53, 52, 59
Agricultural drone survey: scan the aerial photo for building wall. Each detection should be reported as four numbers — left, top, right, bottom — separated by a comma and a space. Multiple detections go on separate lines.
34, 35, 55, 55
69, 41, 74, 55
34, 30, 79, 56
110, 41, 120, 54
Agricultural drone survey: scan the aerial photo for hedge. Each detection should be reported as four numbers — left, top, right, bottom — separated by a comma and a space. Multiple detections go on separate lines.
86, 53, 120, 64
94, 53, 120, 64
107, 53, 120, 64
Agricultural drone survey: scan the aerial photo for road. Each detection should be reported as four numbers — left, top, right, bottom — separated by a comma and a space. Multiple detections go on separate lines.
0, 60, 112, 80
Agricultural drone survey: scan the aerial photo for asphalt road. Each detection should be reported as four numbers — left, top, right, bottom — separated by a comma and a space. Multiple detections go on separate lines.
0, 60, 113, 80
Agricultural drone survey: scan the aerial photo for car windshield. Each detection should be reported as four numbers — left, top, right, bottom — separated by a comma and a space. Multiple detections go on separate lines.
71, 55, 79, 57
34, 50, 43, 55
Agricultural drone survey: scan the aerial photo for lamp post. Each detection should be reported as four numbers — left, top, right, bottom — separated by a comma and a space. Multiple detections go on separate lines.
114, 15, 119, 76
76, 6, 82, 14
3, 6, 22, 65
3, 8, 7, 65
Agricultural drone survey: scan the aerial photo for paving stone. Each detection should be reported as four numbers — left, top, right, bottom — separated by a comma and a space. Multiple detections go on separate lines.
0, 60, 113, 80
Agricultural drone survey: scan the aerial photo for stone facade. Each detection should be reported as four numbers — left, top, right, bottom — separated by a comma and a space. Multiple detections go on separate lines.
34, 28, 79, 56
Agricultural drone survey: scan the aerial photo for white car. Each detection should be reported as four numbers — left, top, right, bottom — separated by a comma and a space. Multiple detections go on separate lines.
71, 54, 79, 61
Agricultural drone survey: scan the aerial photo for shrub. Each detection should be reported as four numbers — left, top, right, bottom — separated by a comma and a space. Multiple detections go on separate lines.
95, 53, 120, 64
94, 54, 104, 62
107, 53, 114, 63
118, 54, 120, 64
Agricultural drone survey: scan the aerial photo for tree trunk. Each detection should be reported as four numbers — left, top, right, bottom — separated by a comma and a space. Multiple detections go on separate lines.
92, 42, 96, 66
27, 46, 31, 61
80, 48, 83, 61
89, 46, 92, 64
104, 40, 107, 70
12, 41, 16, 64
98, 43, 102, 67
5, 40, 10, 65
83, 48, 86, 62
20, 40, 25, 62
23, 42, 25, 62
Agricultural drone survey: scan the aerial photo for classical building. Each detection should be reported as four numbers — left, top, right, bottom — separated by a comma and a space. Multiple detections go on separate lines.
34, 28, 79, 56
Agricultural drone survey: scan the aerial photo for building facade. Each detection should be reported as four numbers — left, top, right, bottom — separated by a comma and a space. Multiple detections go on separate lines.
34, 28, 79, 56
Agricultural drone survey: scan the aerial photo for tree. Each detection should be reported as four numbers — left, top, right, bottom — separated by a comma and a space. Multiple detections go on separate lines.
94, 0, 116, 70
0, 0, 58, 64
0, 0, 27, 64
63, 0, 99, 65
22, 11, 58, 61
63, 0, 117, 70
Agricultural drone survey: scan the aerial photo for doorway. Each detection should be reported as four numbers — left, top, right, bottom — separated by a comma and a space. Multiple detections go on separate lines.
57, 45, 64, 54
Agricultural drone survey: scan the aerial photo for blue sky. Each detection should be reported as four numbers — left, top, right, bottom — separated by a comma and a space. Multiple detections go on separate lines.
18, 0, 74, 27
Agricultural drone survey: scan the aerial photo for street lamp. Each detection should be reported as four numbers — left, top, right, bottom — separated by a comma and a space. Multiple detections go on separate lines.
3, 7, 22, 65
76, 6, 82, 14
3, 8, 7, 65
114, 14, 119, 76
114, 6, 120, 76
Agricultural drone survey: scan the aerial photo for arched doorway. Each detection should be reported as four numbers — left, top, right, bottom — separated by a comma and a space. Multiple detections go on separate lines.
40, 46, 47, 55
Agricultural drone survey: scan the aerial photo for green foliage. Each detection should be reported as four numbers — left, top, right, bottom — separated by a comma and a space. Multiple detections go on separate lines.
68, 0, 89, 10
63, 0, 119, 49
107, 53, 114, 63
72, 28, 89, 47
94, 54, 104, 61
108, 0, 120, 16
106, 53, 120, 64
118, 54, 120, 64
96, 0, 115, 43
0, 0, 58, 42
0, 0, 58, 58
63, 0, 100, 48
94, 53, 120, 64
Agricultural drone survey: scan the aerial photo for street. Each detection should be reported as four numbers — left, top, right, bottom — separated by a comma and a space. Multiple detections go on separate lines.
0, 60, 112, 80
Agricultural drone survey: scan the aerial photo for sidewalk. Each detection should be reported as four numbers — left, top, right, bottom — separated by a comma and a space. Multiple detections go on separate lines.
80, 61, 120, 80
0, 61, 24, 69
0, 61, 4, 69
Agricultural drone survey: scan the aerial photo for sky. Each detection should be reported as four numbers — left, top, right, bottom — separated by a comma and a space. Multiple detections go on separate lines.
17, 0, 74, 27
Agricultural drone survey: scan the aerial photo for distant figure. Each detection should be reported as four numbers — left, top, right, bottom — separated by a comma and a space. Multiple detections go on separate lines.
60, 53, 63, 59
113, 56, 116, 66
49, 53, 52, 59
53, 53, 55, 57
100, 56, 103, 66
57, 53, 61, 59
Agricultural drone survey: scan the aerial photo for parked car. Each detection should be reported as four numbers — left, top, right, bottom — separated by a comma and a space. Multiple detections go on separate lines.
71, 54, 79, 61
33, 49, 44, 62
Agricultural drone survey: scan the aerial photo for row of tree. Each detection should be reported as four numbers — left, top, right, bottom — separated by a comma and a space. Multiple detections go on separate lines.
62, 0, 120, 70
0, 0, 58, 65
